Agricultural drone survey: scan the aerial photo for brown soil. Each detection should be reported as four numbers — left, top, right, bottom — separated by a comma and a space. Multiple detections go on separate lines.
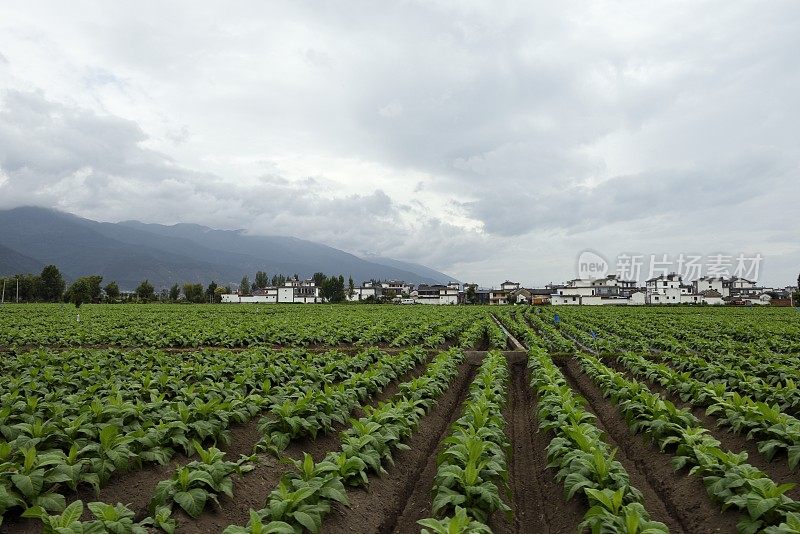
602, 355, 800, 501
322, 359, 479, 534
558, 357, 741, 533
0, 352, 435, 534
505, 354, 584, 533
170, 353, 437, 533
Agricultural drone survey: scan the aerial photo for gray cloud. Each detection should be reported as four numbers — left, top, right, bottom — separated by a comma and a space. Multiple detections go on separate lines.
0, 1, 798, 286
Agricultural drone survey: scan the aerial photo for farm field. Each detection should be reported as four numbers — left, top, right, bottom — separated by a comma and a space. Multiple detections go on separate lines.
1, 304, 800, 533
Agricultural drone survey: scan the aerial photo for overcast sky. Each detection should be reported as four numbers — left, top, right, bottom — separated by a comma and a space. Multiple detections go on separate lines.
1, 1, 798, 287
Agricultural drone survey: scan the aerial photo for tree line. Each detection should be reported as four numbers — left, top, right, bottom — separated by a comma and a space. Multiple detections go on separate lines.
0, 265, 232, 307
236, 271, 351, 303
0, 265, 362, 306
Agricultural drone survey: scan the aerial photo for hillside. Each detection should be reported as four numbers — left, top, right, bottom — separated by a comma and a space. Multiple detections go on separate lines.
0, 207, 456, 289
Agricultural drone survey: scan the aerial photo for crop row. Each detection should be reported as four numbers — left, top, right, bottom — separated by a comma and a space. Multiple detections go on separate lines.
613, 351, 800, 472
524, 308, 800, 430
0, 347, 399, 522
543, 306, 800, 358
0, 304, 497, 349
528, 345, 668, 533
548, 309, 800, 391
575, 350, 800, 533
256, 347, 428, 454
222, 348, 465, 533
418, 350, 510, 531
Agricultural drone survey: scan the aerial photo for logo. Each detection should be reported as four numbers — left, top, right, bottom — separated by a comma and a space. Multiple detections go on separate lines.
577, 250, 609, 280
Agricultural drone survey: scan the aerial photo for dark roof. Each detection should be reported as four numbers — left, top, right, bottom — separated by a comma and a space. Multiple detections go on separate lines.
646, 273, 682, 282
529, 288, 553, 295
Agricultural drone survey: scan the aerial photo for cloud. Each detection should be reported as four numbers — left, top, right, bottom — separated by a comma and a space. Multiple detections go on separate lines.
0, 1, 798, 286
0, 89, 487, 270
379, 101, 403, 118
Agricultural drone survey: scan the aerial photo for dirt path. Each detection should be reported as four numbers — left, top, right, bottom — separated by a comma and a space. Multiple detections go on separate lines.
506, 354, 584, 533
558, 357, 740, 533
323, 357, 481, 534
173, 352, 438, 533
0, 353, 436, 534
602, 356, 800, 500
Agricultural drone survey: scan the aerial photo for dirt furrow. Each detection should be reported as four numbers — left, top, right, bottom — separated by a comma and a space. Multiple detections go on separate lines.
322, 358, 480, 534
602, 355, 800, 500
558, 357, 740, 534
0, 353, 435, 534
173, 353, 437, 533
506, 355, 584, 533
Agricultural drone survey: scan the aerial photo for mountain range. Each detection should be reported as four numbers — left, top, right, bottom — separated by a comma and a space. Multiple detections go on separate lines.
0, 207, 457, 289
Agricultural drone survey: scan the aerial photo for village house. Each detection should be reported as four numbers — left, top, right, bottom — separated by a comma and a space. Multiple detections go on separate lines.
646, 273, 725, 305
551, 276, 642, 305
415, 284, 459, 305
221, 278, 321, 304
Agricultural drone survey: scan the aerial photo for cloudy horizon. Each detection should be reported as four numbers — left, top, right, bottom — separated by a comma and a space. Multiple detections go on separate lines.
1, 1, 798, 287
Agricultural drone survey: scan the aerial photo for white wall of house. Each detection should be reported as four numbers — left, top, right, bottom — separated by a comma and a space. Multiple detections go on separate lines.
557, 286, 595, 297
581, 295, 604, 306
628, 292, 645, 305
732, 278, 756, 289
551, 294, 582, 305
356, 287, 377, 301
278, 287, 294, 303
693, 278, 728, 297
439, 291, 458, 305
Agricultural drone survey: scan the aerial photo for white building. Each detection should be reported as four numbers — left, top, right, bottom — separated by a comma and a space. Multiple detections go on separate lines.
628, 291, 646, 305
347, 285, 379, 302
416, 284, 458, 305
693, 277, 729, 298
380, 280, 411, 297
646, 273, 683, 304
500, 280, 521, 291
646, 273, 726, 305
551, 278, 642, 305
221, 279, 321, 304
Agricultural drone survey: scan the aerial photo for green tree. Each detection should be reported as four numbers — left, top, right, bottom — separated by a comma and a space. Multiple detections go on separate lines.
239, 276, 251, 295
312, 272, 327, 287
104, 281, 120, 301
465, 284, 477, 304
136, 279, 155, 301
169, 283, 180, 301
7, 274, 39, 302
83, 275, 103, 301
321, 274, 345, 303
205, 281, 218, 302
38, 265, 65, 302
65, 277, 94, 308
348, 276, 355, 300
183, 283, 205, 303
254, 271, 269, 289
213, 286, 226, 303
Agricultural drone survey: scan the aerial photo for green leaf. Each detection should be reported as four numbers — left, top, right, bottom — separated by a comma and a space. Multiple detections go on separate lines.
174, 488, 208, 518
293, 510, 320, 533
58, 500, 84, 527
12, 472, 43, 499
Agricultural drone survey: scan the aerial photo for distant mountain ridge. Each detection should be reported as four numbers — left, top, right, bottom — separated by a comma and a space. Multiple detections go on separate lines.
0, 207, 457, 289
